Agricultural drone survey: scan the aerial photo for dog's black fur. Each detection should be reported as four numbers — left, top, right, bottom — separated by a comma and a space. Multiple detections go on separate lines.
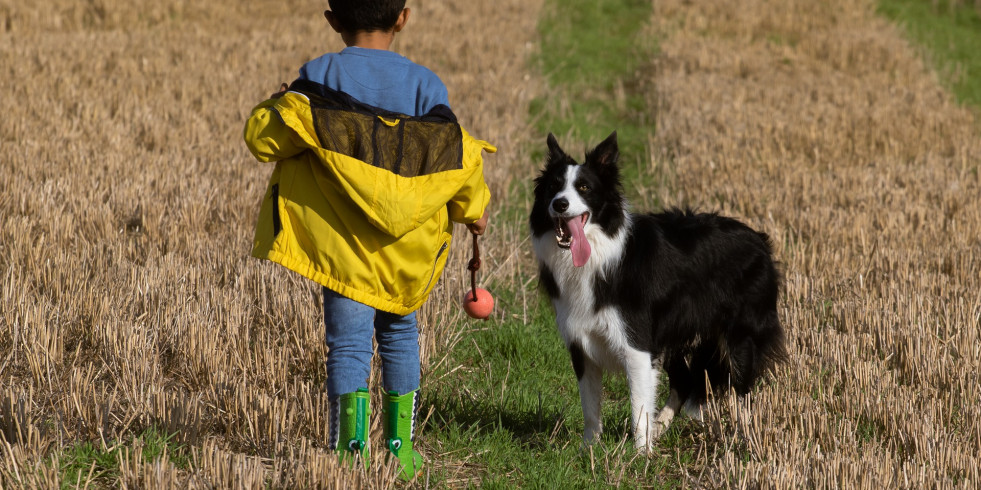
530, 131, 786, 447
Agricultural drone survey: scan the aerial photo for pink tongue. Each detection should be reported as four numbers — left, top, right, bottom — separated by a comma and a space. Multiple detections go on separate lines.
567, 216, 591, 267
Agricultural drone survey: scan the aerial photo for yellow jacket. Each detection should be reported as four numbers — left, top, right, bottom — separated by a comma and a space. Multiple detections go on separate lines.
244, 81, 494, 315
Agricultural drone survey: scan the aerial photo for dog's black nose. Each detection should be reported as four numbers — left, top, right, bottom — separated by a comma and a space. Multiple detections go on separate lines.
552, 197, 569, 213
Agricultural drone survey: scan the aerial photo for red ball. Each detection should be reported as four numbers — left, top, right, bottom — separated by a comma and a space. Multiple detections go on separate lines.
463, 288, 494, 319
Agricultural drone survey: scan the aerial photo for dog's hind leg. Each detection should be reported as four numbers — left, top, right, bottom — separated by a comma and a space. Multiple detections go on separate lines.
624, 348, 659, 452
661, 353, 703, 431
726, 334, 761, 396
682, 398, 705, 422
570, 342, 603, 445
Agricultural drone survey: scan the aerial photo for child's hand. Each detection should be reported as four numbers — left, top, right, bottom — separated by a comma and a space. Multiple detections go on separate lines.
270, 82, 288, 98
467, 209, 489, 235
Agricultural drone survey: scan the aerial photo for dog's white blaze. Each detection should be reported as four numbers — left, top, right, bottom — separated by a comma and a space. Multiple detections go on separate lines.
552, 165, 590, 217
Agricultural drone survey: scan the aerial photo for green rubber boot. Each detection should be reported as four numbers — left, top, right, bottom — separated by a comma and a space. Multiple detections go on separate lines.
332, 388, 371, 468
383, 390, 424, 480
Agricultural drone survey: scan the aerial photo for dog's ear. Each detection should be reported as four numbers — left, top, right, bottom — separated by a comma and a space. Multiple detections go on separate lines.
586, 131, 619, 167
546, 133, 566, 158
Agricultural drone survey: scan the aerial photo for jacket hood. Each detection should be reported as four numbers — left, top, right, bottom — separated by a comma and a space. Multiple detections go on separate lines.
269, 81, 495, 238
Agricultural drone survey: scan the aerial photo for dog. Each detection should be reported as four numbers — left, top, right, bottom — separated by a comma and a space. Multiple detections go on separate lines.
530, 132, 786, 451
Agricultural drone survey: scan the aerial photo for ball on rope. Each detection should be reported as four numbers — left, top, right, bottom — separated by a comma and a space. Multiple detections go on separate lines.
463, 287, 494, 319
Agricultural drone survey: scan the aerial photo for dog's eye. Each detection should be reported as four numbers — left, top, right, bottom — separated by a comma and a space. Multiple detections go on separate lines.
578, 184, 590, 192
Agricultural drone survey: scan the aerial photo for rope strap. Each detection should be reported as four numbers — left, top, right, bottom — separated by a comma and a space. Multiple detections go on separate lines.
467, 233, 481, 301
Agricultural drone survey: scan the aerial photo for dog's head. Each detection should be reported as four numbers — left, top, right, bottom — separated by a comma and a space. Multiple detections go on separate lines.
530, 131, 626, 267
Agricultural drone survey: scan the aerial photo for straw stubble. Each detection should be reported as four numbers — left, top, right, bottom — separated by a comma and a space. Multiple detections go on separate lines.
650, 0, 981, 486
0, 0, 543, 486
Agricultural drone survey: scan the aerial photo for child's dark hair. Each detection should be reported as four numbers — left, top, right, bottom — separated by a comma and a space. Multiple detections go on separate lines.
328, 0, 407, 32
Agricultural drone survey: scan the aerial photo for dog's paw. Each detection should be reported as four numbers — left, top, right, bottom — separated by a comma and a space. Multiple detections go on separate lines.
682, 400, 706, 423
582, 425, 603, 445
633, 434, 657, 455
651, 420, 670, 441
579, 433, 604, 455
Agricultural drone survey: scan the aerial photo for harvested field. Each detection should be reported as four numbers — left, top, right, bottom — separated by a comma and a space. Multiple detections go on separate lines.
0, 0, 542, 486
2, 0, 980, 487
649, 0, 981, 486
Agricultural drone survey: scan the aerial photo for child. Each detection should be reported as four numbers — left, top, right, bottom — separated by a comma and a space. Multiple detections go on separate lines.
243, 0, 493, 480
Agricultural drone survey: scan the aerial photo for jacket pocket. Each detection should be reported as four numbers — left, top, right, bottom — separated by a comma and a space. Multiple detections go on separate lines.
422, 241, 449, 293
270, 183, 282, 237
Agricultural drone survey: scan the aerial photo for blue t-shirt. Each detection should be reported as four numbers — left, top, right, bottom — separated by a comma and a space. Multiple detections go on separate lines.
298, 47, 449, 117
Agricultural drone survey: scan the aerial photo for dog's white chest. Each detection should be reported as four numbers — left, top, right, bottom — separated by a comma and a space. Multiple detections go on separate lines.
561, 303, 629, 372
533, 234, 634, 370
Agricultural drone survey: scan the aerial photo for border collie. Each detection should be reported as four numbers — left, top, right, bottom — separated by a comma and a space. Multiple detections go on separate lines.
530, 132, 786, 451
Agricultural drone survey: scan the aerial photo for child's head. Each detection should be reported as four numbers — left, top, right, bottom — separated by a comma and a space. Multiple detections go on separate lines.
326, 0, 408, 33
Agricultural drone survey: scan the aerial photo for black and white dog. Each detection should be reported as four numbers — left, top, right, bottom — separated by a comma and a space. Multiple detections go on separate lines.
530, 132, 786, 451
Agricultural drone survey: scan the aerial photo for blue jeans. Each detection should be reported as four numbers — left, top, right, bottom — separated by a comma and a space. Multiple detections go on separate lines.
323, 288, 420, 399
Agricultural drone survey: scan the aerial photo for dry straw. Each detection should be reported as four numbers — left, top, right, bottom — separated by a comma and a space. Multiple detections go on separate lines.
0, 0, 542, 487
3, 0, 980, 487
650, 0, 981, 486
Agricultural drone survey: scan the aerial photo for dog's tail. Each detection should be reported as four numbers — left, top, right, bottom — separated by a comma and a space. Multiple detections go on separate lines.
726, 310, 787, 396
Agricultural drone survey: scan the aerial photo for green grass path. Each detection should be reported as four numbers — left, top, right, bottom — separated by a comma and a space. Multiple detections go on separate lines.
423, 1, 692, 487
425, 0, 981, 487
878, 0, 981, 111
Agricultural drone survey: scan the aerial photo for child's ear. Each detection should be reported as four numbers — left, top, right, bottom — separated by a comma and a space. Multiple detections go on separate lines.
393, 8, 410, 32
324, 10, 343, 33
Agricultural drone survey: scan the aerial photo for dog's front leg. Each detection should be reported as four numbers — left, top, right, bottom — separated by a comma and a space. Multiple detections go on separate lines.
624, 349, 659, 453
570, 342, 603, 445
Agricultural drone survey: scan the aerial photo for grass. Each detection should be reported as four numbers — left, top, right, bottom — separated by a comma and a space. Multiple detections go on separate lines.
422, 0, 689, 486
57, 441, 123, 487
878, 0, 981, 111
5, 0, 981, 487
51, 426, 189, 488
530, 0, 659, 196
427, 289, 680, 487
426, 288, 699, 487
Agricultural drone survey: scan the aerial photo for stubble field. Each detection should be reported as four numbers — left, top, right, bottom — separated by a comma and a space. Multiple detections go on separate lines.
649, 0, 981, 486
0, 0, 543, 486
2, 0, 980, 488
